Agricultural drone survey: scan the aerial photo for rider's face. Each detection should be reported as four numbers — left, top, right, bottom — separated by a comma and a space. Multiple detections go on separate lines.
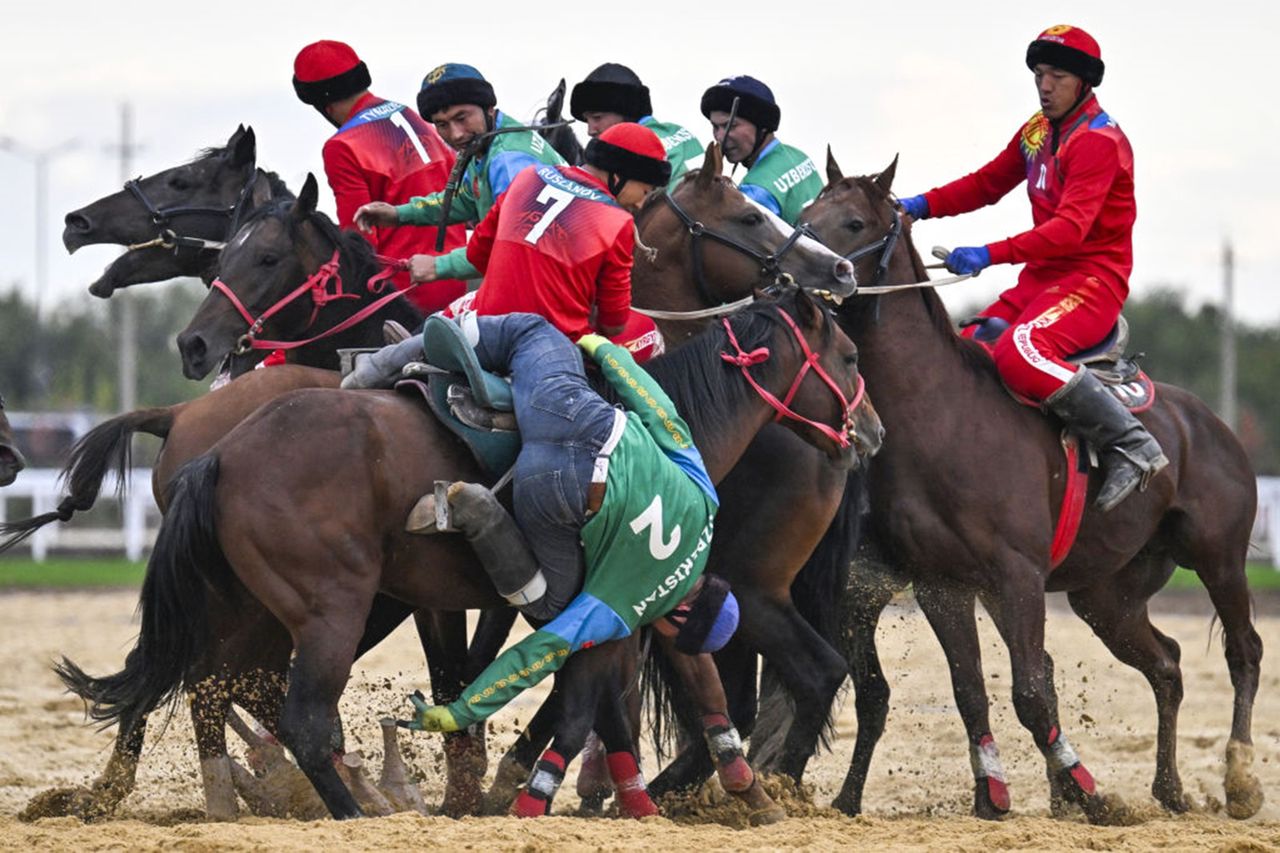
431, 104, 494, 150
583, 111, 627, 138
614, 179, 656, 212
708, 110, 760, 164
1034, 64, 1084, 121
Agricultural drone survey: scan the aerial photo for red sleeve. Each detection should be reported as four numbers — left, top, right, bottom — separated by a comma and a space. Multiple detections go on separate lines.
923, 131, 1025, 219
465, 189, 504, 275
985, 133, 1120, 266
322, 138, 371, 230
594, 221, 634, 331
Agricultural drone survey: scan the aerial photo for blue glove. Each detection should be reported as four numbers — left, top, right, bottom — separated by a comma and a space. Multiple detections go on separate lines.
897, 194, 929, 220
945, 246, 991, 276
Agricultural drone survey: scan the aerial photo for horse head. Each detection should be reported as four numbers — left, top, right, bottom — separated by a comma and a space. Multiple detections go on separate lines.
533, 78, 584, 165
64, 126, 281, 298
634, 143, 856, 324
0, 396, 26, 487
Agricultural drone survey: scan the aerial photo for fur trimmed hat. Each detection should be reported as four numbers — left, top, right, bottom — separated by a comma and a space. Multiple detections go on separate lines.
700, 75, 780, 133
584, 122, 671, 188
417, 63, 497, 119
1026, 25, 1105, 87
293, 40, 371, 107
570, 63, 653, 122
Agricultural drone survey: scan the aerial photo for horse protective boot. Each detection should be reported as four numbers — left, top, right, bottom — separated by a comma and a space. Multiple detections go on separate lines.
1045, 368, 1169, 512
340, 337, 425, 390
409, 482, 547, 611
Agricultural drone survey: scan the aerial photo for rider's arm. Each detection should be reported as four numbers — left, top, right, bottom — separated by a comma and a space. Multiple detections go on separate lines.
395, 181, 480, 227
433, 248, 481, 281
440, 593, 629, 729
593, 222, 634, 335
321, 139, 372, 231
922, 131, 1026, 219
985, 132, 1121, 265
738, 183, 782, 217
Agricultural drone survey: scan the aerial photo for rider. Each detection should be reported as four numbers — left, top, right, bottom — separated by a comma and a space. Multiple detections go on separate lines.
700, 75, 822, 225
342, 121, 671, 387
570, 63, 704, 190
397, 312, 744, 816
292, 40, 467, 313
896, 25, 1167, 512
350, 63, 566, 287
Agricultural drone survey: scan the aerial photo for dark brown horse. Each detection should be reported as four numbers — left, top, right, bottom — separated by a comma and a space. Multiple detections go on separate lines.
0, 395, 25, 486
792, 152, 1263, 822
62, 283, 876, 819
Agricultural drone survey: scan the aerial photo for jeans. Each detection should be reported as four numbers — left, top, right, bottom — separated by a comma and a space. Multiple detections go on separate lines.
471, 313, 618, 617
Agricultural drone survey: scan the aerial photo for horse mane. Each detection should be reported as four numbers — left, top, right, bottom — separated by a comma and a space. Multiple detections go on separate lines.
192, 144, 292, 200
239, 199, 381, 293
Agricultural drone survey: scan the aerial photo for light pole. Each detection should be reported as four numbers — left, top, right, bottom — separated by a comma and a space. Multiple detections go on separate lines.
0, 135, 80, 316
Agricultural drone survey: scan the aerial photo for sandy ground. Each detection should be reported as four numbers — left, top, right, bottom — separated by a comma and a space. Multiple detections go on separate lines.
0, 587, 1276, 851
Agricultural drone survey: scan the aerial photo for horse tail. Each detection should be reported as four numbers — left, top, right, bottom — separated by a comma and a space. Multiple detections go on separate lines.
640, 634, 697, 766
0, 406, 174, 553
56, 453, 226, 737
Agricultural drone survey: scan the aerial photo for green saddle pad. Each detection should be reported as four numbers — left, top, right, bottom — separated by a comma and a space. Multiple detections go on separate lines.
422, 315, 514, 412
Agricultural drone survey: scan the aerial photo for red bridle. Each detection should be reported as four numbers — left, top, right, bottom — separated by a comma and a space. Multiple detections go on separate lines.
210, 249, 411, 355
720, 307, 865, 449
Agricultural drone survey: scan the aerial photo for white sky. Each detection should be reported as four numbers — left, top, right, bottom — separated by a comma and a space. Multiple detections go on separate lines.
1, 0, 1276, 324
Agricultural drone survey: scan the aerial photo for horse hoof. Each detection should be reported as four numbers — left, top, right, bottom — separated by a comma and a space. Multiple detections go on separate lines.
1152, 781, 1193, 815
973, 777, 1011, 820
483, 756, 530, 816
19, 786, 105, 822
1082, 792, 1138, 826
830, 792, 862, 817
749, 804, 788, 826
575, 791, 609, 816
1225, 740, 1265, 819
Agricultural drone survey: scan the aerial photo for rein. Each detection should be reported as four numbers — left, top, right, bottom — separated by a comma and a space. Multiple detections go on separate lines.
123, 162, 262, 255
720, 306, 864, 449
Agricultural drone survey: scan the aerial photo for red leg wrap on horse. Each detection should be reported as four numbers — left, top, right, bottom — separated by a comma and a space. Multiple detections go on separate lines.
511, 749, 566, 818
606, 752, 659, 818
701, 713, 753, 793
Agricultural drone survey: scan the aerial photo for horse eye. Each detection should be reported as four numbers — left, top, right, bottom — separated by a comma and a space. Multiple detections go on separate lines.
844, 353, 859, 367
846, 220, 865, 233
259, 254, 278, 267
168, 176, 192, 191
740, 211, 764, 226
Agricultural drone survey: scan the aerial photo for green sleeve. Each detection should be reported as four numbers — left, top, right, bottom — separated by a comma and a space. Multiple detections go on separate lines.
579, 336, 696, 456
433, 247, 479, 281
395, 185, 479, 227
444, 628, 571, 729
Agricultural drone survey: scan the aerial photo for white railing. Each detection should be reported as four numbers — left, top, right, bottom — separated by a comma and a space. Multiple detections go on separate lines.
0, 467, 157, 561
1254, 476, 1280, 568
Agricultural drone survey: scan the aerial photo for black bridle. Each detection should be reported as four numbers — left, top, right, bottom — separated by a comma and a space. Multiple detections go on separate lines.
823, 199, 902, 291
123, 160, 261, 254
660, 189, 813, 308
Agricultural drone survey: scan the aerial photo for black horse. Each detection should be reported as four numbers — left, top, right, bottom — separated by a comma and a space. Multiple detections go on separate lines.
0, 395, 25, 487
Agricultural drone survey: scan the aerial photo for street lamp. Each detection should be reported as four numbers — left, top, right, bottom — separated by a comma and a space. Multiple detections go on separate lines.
0, 135, 80, 315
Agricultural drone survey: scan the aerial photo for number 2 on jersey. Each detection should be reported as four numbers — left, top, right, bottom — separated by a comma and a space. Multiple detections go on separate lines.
389, 110, 431, 165
524, 185, 576, 244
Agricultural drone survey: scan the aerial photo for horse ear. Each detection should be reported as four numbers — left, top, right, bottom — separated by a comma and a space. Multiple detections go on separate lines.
696, 142, 723, 189
295, 173, 319, 218
230, 126, 256, 168
826, 145, 844, 186
874, 154, 900, 195
547, 78, 566, 122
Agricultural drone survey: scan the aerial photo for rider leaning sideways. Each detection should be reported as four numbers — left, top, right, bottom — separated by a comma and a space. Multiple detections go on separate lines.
353, 63, 566, 286
898, 25, 1168, 511
291, 40, 468, 313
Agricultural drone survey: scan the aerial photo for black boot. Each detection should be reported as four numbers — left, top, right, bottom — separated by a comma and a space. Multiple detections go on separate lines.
340, 338, 425, 389
1045, 368, 1169, 512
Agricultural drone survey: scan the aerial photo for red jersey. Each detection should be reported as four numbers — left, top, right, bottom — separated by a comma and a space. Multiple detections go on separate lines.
467, 165, 634, 339
322, 93, 468, 312
923, 94, 1135, 298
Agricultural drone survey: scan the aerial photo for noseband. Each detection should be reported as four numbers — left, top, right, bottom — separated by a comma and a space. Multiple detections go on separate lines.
123, 161, 261, 254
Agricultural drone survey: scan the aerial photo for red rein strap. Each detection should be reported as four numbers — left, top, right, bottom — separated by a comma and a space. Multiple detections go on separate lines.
210, 251, 413, 353
719, 307, 864, 448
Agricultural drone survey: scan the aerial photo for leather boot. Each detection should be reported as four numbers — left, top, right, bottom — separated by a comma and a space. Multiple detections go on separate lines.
340, 338, 424, 390
1044, 368, 1169, 512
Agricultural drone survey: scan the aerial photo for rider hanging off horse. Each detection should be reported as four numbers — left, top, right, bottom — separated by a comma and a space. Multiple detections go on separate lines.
898, 24, 1169, 511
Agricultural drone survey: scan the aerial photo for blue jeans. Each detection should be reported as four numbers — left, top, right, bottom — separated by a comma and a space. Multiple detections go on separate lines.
471, 314, 618, 616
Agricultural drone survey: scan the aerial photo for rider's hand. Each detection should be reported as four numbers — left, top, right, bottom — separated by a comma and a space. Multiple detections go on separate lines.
897, 194, 929, 221
944, 246, 991, 276
396, 691, 460, 733
353, 202, 400, 234
577, 334, 608, 356
408, 254, 438, 283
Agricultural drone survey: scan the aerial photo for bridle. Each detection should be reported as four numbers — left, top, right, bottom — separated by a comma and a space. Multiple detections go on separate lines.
809, 192, 903, 291
122, 160, 261, 254
720, 305, 865, 449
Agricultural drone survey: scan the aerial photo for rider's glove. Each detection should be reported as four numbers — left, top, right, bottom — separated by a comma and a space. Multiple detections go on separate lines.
944, 246, 991, 276
577, 334, 608, 356
396, 690, 460, 733
897, 194, 929, 220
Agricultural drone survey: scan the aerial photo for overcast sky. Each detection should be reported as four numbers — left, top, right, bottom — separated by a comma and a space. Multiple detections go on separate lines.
1, 0, 1276, 325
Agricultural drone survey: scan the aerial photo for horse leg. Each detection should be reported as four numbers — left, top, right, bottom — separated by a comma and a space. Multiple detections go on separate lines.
914, 583, 1011, 820
20, 717, 148, 821
190, 668, 240, 820
484, 683, 560, 814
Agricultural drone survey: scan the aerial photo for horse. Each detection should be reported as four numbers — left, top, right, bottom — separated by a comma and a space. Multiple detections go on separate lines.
0, 395, 26, 486
63, 126, 287, 299
60, 281, 876, 819
788, 152, 1263, 822
532, 78, 584, 166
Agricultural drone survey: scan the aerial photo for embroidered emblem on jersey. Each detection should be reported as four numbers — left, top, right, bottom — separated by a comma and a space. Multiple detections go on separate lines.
1020, 112, 1050, 160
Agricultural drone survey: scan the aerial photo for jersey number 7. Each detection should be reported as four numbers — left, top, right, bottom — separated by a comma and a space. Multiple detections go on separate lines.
524, 185, 576, 245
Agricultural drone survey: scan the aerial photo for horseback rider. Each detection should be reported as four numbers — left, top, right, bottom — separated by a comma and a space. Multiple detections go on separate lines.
700, 75, 822, 225
342, 121, 671, 388
570, 62, 704, 189
896, 24, 1168, 512
292, 40, 468, 313
395, 311, 744, 816
351, 63, 566, 286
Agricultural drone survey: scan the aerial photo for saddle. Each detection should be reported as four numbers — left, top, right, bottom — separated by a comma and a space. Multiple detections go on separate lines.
964, 314, 1155, 412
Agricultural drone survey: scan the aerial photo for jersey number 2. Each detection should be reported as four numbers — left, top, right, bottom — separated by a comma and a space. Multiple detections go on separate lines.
629, 495, 682, 561
389, 111, 431, 165
524, 185, 576, 244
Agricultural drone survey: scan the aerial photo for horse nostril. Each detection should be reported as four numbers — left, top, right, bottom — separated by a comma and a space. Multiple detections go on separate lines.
834, 259, 856, 285
65, 212, 94, 234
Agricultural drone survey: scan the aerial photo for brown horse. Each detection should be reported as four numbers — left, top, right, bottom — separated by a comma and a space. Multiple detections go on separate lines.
62, 284, 876, 819
0, 395, 25, 486
793, 153, 1263, 822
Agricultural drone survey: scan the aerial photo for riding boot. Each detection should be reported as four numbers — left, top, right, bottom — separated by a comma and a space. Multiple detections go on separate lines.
1044, 368, 1169, 512
339, 338, 424, 390
407, 482, 547, 611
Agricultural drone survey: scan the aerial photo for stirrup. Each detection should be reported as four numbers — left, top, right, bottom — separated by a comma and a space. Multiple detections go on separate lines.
406, 481, 456, 535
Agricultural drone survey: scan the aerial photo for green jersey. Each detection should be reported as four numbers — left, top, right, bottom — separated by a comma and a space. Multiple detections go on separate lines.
639, 116, 705, 190
740, 138, 823, 225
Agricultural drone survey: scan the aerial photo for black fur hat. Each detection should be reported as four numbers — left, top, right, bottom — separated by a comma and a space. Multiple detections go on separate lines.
571, 63, 653, 122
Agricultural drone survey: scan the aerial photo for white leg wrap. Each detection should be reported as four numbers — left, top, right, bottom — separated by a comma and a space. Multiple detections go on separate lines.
1046, 732, 1081, 774
969, 738, 1007, 782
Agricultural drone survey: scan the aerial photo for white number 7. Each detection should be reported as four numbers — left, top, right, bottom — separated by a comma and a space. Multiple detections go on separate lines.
390, 110, 431, 166
524, 185, 576, 244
